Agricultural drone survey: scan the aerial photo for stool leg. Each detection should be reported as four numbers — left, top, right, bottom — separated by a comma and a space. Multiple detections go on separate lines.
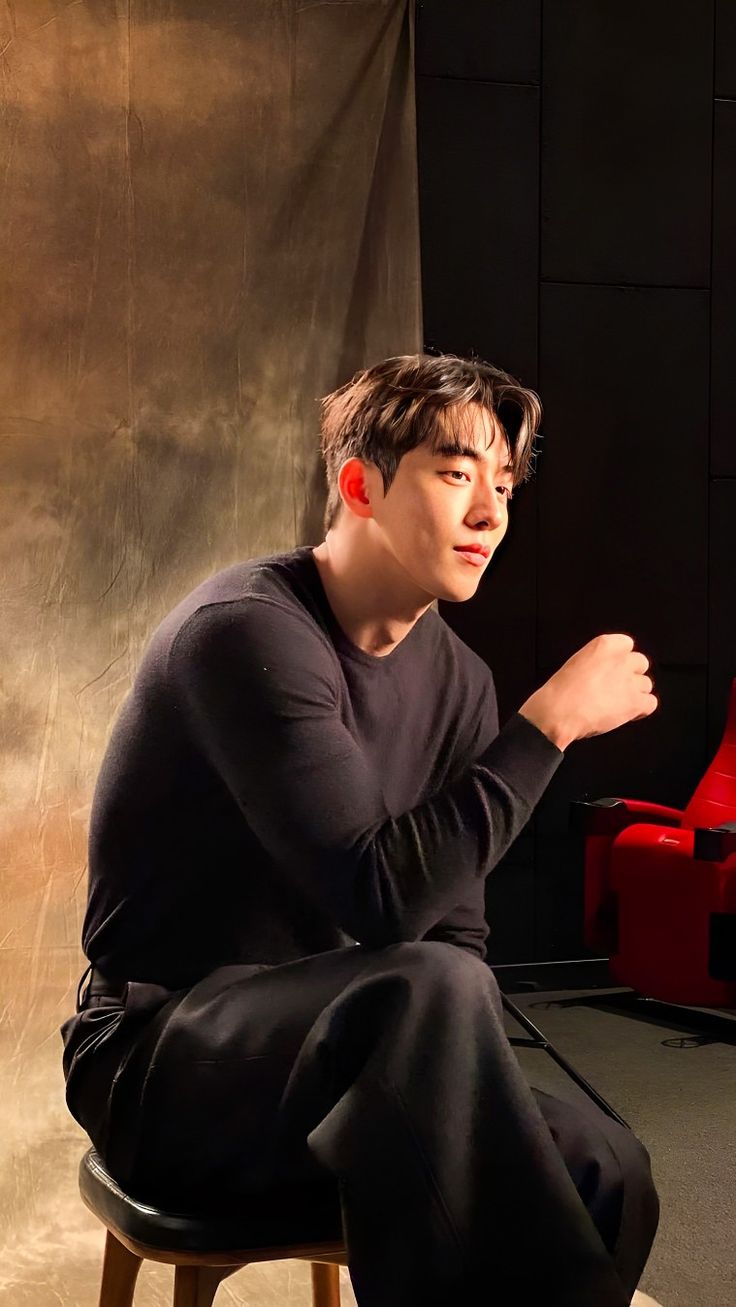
98, 1230, 142, 1307
172, 1265, 241, 1307
311, 1262, 341, 1307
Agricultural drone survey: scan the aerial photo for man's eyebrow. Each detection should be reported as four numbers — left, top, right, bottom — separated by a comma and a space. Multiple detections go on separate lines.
433, 441, 514, 473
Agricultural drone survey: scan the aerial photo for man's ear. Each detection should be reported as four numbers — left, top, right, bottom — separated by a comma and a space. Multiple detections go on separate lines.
337, 458, 379, 519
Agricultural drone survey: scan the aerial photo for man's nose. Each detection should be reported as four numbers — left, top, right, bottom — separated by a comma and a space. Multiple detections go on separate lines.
470, 492, 506, 530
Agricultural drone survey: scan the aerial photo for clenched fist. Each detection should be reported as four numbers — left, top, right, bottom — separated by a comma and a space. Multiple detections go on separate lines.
519, 634, 658, 751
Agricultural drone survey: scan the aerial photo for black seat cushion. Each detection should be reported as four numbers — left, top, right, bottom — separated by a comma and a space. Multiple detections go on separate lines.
79, 1150, 344, 1253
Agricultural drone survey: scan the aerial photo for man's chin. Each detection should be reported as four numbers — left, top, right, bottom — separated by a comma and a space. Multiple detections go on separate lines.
432, 573, 485, 603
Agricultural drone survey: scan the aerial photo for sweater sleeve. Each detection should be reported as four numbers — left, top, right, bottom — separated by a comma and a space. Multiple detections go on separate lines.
168, 598, 565, 949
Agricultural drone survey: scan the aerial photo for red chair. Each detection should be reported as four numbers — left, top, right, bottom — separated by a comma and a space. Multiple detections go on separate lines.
571, 678, 736, 1008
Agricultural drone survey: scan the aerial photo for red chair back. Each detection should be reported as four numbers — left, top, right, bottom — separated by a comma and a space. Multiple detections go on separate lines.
680, 677, 736, 831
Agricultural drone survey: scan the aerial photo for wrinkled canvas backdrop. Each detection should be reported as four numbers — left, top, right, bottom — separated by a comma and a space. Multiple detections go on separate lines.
0, 1, 420, 1300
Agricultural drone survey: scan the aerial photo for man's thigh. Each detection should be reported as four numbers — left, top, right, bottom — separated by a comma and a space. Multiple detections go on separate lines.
106, 943, 421, 1194
97, 936, 651, 1270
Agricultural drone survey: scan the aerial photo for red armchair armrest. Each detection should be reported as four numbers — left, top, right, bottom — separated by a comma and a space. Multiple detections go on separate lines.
570, 799, 684, 954
569, 797, 684, 837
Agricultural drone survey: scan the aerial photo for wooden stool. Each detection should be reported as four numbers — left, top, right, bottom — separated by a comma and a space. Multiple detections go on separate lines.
79, 1149, 348, 1307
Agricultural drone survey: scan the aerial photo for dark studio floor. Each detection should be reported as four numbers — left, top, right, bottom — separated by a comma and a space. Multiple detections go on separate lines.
501, 977, 736, 1307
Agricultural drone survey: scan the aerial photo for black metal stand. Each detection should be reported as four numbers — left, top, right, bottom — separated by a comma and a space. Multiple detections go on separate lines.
498, 991, 631, 1131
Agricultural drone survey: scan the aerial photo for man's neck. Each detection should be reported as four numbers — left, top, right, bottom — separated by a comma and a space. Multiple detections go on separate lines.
312, 527, 434, 658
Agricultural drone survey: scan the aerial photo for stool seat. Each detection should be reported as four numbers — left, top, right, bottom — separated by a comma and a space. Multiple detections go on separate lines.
80, 1150, 347, 1306
79, 1148, 344, 1255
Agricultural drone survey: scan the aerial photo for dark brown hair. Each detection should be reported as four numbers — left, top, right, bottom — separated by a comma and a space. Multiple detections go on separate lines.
318, 352, 542, 532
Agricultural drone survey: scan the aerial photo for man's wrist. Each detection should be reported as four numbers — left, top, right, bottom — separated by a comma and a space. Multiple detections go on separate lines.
517, 706, 573, 753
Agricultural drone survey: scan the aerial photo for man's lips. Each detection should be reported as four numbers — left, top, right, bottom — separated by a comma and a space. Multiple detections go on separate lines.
454, 544, 490, 567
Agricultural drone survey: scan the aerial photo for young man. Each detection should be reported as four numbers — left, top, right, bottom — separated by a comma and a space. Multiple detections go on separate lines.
62, 353, 660, 1307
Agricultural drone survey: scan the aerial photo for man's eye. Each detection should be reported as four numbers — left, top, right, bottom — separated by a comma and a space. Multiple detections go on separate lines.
443, 471, 513, 500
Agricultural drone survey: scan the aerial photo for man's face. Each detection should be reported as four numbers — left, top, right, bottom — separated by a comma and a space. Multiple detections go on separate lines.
367, 403, 514, 604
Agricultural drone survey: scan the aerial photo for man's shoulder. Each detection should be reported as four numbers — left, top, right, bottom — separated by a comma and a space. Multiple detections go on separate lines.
143, 547, 335, 675
177, 545, 315, 610
157, 547, 317, 629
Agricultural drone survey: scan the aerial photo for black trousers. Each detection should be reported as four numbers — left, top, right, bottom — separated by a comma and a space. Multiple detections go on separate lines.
61, 941, 659, 1307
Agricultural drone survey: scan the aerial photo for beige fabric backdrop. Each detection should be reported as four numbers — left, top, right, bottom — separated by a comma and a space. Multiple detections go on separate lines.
0, 1, 421, 1300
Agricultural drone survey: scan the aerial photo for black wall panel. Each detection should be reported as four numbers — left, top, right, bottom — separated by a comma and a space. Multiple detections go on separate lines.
415, 0, 540, 83
417, 2, 733, 963
712, 102, 736, 473
485, 846, 535, 964
716, 0, 736, 97
416, 77, 539, 384
709, 482, 736, 756
542, 1, 713, 287
419, 68, 542, 956
538, 284, 709, 669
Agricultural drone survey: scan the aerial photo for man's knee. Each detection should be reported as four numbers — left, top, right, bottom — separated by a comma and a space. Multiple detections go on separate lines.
618, 1125, 659, 1209
587, 1111, 660, 1250
599, 1112, 656, 1187
378, 938, 500, 1007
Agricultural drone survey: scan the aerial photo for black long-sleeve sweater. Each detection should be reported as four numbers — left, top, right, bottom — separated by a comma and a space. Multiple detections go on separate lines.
82, 547, 565, 988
